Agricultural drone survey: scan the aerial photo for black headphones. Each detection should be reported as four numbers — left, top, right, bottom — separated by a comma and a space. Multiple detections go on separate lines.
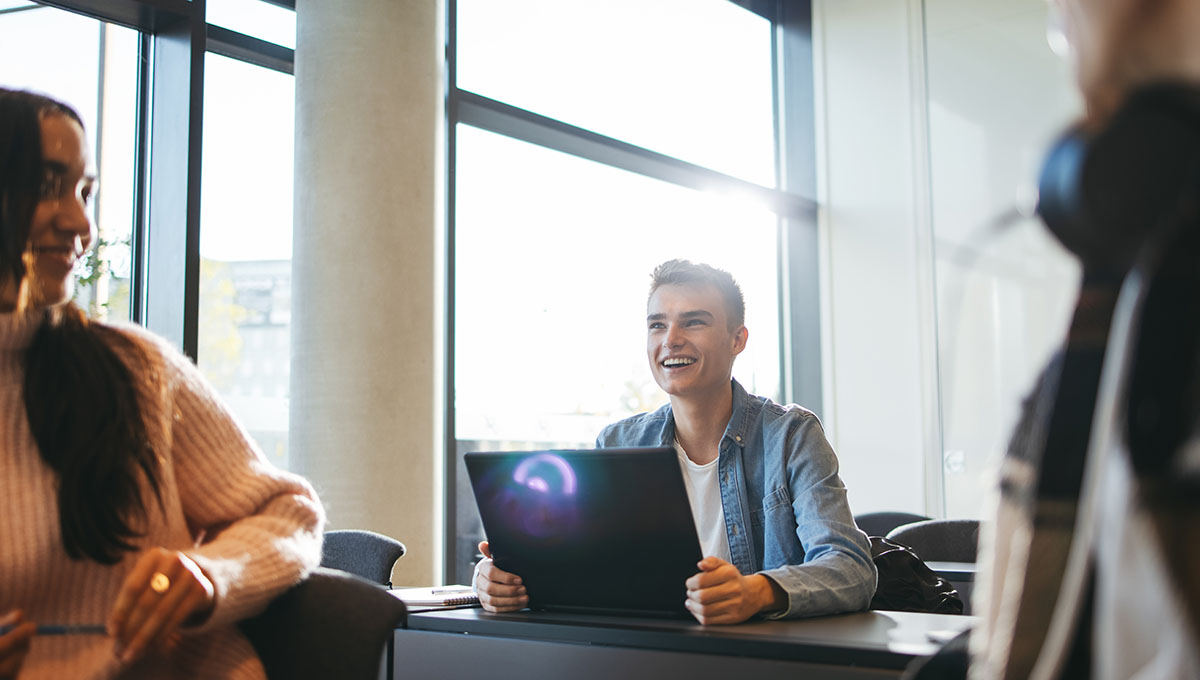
1038, 82, 1200, 481
1036, 82, 1200, 272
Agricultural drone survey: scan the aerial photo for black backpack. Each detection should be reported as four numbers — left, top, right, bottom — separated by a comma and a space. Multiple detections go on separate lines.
868, 536, 964, 615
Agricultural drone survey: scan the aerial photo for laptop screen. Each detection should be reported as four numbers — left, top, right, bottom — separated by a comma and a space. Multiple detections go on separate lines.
465, 447, 703, 617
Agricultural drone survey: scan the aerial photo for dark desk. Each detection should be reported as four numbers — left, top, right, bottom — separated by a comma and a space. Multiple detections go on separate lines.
392, 608, 974, 679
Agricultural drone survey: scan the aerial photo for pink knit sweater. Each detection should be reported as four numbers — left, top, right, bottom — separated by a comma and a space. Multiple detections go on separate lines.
0, 311, 325, 679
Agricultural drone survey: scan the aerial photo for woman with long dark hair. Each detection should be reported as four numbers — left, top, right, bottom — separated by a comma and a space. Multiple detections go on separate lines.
0, 88, 324, 678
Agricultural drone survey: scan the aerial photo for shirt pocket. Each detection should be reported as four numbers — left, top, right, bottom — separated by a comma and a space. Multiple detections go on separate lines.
750, 486, 792, 528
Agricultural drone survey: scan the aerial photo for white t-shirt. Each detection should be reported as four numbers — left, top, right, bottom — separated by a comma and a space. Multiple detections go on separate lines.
674, 439, 732, 563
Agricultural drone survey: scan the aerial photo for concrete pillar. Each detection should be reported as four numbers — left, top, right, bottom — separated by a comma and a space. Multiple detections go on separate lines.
292, 0, 444, 586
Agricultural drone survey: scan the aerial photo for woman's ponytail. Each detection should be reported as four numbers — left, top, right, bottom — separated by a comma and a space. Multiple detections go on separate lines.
24, 303, 163, 564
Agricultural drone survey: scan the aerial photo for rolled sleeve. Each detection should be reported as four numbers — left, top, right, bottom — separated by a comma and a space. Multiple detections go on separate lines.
761, 417, 876, 618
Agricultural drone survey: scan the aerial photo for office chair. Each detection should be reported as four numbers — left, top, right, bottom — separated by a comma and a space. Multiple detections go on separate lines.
321, 529, 407, 587
240, 567, 408, 680
854, 511, 931, 538
886, 519, 980, 563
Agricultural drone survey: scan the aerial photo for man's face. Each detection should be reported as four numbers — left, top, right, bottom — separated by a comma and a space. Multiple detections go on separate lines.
646, 283, 746, 400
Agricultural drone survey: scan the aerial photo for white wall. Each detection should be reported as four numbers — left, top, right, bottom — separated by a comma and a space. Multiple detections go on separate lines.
811, 0, 1081, 518
813, 0, 937, 515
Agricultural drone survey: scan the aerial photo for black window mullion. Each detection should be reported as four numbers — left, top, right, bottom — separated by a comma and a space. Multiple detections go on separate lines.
37, 0, 191, 33
130, 30, 153, 325
143, 7, 204, 358
775, 0, 822, 417
455, 89, 816, 222
443, 0, 460, 586
206, 24, 294, 75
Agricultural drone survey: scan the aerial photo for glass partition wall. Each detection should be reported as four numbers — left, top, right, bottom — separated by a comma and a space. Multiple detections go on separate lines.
922, 0, 1082, 517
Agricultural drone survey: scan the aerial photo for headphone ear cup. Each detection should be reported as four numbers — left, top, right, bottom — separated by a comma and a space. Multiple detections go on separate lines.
1038, 84, 1200, 270
1037, 125, 1093, 261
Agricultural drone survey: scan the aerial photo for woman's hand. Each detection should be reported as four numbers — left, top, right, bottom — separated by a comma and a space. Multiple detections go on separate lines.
107, 548, 215, 664
0, 610, 35, 680
472, 541, 528, 612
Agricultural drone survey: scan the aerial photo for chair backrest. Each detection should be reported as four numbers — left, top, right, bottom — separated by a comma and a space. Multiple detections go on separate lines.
886, 519, 980, 563
321, 530, 407, 587
240, 568, 408, 680
854, 511, 931, 538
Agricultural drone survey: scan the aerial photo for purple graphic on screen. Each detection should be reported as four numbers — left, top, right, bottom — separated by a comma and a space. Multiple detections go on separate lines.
496, 452, 580, 540
512, 453, 577, 495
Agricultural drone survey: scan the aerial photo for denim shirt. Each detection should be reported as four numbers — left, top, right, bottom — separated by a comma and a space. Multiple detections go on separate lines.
596, 379, 877, 618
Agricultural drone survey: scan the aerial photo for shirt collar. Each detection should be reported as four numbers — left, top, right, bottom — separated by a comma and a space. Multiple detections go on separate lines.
660, 378, 750, 449
723, 378, 750, 448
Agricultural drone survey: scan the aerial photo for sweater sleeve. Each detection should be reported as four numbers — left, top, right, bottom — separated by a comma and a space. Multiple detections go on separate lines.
152, 337, 326, 629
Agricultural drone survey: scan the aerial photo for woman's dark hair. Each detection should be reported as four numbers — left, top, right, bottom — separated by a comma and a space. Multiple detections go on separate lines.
1, 88, 161, 564
0, 88, 44, 281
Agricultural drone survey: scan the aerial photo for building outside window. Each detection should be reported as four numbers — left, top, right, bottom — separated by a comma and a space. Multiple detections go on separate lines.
197, 46, 296, 470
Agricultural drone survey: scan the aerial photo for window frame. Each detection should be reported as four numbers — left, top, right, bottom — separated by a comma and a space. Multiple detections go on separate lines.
36, 0, 294, 358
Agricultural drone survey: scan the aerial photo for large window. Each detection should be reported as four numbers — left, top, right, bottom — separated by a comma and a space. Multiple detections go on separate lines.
455, 127, 781, 447
449, 0, 804, 583
456, 0, 775, 186
6, 0, 297, 472
0, 2, 139, 320
197, 51, 296, 469
206, 0, 296, 49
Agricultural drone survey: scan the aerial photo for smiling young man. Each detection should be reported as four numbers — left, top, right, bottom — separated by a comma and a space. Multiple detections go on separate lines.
473, 259, 876, 623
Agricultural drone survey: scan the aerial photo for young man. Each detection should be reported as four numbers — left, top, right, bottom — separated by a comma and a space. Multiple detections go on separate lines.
474, 260, 876, 623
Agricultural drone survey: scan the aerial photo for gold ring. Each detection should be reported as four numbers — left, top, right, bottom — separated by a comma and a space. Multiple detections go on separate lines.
150, 572, 170, 594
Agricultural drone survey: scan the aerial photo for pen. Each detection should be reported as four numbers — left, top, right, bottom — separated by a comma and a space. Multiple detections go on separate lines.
0, 624, 107, 636
431, 587, 474, 595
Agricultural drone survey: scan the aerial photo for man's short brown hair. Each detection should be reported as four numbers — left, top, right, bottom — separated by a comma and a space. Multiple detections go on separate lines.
649, 259, 746, 330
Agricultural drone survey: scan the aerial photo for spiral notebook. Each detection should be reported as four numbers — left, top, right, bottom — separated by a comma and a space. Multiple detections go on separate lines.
390, 585, 479, 608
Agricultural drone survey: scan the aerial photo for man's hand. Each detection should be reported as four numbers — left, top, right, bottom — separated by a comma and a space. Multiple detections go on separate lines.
472, 541, 528, 612
0, 610, 35, 680
107, 548, 216, 664
684, 557, 786, 625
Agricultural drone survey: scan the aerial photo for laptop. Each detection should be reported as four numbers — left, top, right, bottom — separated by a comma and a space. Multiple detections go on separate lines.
465, 447, 702, 617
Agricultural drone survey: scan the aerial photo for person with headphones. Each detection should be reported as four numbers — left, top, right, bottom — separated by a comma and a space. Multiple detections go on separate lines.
961, 1, 1200, 679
